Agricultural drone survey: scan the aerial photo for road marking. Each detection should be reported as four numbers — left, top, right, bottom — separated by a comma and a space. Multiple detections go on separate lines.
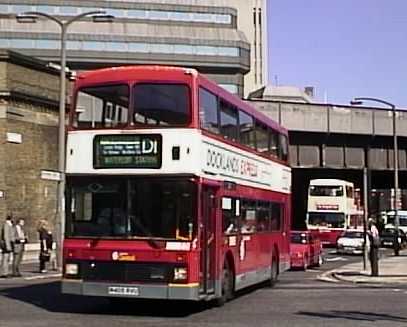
325, 257, 348, 262
24, 273, 61, 281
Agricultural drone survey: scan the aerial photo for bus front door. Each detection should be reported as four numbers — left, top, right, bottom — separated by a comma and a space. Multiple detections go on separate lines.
200, 186, 216, 295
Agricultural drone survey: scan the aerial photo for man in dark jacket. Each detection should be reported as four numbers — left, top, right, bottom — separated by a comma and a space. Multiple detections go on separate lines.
368, 219, 380, 276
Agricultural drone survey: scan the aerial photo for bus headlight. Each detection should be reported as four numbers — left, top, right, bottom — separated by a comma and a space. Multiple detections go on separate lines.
65, 263, 79, 276
173, 267, 188, 281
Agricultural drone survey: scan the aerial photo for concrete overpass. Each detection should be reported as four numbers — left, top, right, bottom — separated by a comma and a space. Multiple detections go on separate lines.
247, 99, 407, 228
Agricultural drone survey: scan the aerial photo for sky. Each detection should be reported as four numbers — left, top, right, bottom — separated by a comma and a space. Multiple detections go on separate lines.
268, 0, 407, 108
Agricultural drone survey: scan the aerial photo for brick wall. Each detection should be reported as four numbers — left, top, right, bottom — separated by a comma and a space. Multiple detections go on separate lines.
0, 53, 67, 241
7, 62, 62, 102
4, 102, 58, 241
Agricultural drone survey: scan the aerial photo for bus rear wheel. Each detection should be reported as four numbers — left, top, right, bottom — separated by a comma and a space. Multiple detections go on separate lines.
216, 260, 233, 306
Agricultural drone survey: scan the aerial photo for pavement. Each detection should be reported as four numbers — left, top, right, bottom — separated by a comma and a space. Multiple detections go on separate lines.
318, 249, 407, 285
0, 243, 61, 281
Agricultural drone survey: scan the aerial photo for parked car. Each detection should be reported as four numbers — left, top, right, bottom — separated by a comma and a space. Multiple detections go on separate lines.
336, 230, 369, 255
380, 228, 407, 248
290, 231, 323, 270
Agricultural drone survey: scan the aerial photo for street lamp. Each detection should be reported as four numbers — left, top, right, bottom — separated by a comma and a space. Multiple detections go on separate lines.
17, 10, 114, 269
351, 97, 400, 256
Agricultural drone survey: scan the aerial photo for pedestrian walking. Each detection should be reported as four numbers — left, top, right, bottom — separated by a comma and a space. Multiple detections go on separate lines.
368, 218, 380, 276
1, 215, 15, 278
12, 218, 27, 277
37, 220, 52, 273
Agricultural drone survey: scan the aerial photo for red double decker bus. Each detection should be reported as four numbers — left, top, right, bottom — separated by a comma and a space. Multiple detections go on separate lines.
62, 66, 291, 305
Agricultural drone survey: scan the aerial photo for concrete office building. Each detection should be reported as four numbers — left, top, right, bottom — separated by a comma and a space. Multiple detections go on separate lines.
0, 0, 267, 97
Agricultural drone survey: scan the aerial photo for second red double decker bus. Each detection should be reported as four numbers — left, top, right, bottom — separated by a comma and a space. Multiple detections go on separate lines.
62, 66, 291, 305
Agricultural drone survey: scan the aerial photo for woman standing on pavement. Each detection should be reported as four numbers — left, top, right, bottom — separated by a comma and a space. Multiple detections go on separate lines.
37, 220, 53, 273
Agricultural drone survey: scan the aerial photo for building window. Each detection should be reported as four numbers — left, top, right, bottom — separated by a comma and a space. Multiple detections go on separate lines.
218, 84, 238, 94
58, 6, 78, 15
37, 39, 59, 49
1, 37, 240, 57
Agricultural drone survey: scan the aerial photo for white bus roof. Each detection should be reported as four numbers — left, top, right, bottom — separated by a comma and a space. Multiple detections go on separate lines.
309, 179, 353, 187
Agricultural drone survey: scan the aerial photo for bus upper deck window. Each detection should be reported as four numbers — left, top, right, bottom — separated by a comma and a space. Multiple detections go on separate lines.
74, 84, 129, 129
133, 83, 190, 126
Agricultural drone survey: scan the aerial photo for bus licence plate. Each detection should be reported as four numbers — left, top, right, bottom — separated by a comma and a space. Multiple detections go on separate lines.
108, 286, 139, 296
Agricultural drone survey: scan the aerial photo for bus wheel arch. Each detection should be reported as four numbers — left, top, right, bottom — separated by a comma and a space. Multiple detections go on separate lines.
216, 251, 235, 306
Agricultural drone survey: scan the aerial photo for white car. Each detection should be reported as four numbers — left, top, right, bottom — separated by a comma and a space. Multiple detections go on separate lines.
336, 230, 370, 254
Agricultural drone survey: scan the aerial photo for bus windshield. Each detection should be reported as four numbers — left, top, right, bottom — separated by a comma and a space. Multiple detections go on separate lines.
133, 83, 190, 126
291, 233, 308, 244
309, 185, 343, 196
66, 177, 197, 240
342, 231, 363, 238
386, 215, 407, 226
308, 212, 345, 228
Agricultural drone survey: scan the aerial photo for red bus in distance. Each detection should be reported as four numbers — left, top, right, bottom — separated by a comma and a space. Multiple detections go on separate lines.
62, 66, 291, 305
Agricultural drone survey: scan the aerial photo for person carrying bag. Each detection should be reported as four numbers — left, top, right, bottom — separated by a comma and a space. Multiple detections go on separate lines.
37, 220, 52, 273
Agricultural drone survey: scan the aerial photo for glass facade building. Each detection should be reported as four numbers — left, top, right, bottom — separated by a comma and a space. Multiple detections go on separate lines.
0, 0, 255, 96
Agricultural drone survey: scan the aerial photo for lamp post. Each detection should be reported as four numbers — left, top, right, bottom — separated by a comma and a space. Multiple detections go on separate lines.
17, 10, 114, 269
351, 97, 400, 256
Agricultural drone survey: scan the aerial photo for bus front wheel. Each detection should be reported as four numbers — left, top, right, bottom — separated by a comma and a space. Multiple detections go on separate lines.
269, 255, 279, 287
216, 260, 233, 306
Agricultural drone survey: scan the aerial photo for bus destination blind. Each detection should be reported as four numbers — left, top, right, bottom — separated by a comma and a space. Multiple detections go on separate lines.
94, 134, 162, 169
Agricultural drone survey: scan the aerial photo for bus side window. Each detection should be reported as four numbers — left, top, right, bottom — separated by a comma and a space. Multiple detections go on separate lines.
240, 199, 256, 234
238, 110, 256, 149
269, 129, 279, 157
222, 197, 238, 234
255, 121, 269, 154
219, 100, 238, 141
270, 202, 282, 231
256, 201, 270, 232
199, 87, 219, 134
278, 134, 288, 162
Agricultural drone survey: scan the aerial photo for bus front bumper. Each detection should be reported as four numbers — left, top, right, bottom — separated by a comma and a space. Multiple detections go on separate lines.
62, 279, 201, 301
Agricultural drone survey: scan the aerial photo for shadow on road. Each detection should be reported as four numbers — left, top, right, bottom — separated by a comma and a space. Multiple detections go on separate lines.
297, 310, 407, 323
0, 281, 211, 317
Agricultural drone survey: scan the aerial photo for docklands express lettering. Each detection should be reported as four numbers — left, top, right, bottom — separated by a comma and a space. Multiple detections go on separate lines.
206, 149, 258, 178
